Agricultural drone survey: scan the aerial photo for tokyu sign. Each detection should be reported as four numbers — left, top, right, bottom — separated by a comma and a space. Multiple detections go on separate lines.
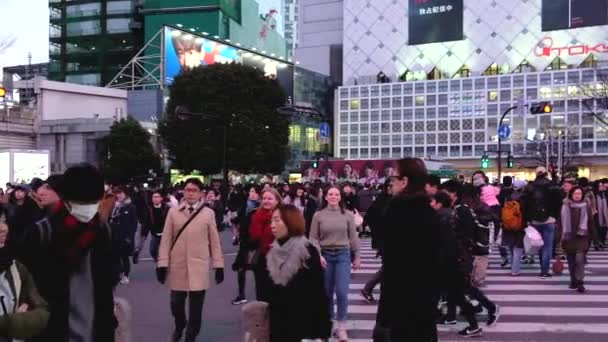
535, 37, 608, 57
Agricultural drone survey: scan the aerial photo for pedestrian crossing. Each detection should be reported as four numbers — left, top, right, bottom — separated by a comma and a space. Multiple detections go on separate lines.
346, 239, 608, 341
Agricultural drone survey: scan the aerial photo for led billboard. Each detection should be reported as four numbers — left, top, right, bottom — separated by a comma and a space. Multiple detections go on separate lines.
164, 26, 294, 97
408, 0, 463, 45
542, 0, 608, 31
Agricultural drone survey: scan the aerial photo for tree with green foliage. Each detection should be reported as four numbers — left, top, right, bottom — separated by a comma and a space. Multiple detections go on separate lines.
158, 63, 290, 175
98, 117, 160, 183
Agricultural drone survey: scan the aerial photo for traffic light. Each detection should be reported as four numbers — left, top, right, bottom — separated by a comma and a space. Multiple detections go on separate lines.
0, 87, 6, 98
311, 159, 319, 169
481, 155, 490, 169
507, 154, 514, 168
530, 101, 552, 114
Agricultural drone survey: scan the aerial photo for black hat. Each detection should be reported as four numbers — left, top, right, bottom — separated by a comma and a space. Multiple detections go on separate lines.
44, 175, 64, 193
61, 164, 104, 203
29, 178, 44, 192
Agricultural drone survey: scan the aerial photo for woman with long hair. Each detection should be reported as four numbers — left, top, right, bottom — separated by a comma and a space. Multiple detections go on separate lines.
376, 158, 441, 341
310, 186, 360, 341
561, 186, 594, 292
266, 205, 331, 341
249, 188, 281, 302
231, 186, 261, 305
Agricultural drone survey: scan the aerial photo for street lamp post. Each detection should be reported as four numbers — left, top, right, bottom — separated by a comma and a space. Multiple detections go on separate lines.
497, 105, 518, 181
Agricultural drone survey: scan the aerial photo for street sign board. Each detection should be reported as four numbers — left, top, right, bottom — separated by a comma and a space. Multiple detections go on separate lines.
498, 125, 511, 139
320, 122, 330, 138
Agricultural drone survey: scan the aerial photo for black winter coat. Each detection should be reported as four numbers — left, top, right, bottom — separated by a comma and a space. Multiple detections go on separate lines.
109, 201, 139, 256
378, 193, 440, 341
268, 243, 331, 342
20, 209, 118, 342
233, 208, 258, 271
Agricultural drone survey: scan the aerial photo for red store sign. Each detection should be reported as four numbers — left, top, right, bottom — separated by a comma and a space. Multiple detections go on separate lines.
535, 37, 608, 57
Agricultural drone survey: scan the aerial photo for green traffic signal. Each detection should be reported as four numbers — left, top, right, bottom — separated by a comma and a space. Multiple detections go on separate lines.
507, 155, 514, 168
481, 155, 490, 169
312, 161, 319, 169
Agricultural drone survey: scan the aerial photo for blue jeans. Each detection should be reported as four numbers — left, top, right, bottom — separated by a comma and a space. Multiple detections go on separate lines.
534, 223, 556, 274
510, 247, 524, 275
322, 248, 351, 322
150, 235, 161, 262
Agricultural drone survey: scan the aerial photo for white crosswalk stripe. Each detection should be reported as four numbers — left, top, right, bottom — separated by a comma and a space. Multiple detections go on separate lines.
346, 239, 608, 341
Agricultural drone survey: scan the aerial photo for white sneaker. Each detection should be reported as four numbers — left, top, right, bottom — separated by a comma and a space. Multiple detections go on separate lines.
120, 276, 130, 285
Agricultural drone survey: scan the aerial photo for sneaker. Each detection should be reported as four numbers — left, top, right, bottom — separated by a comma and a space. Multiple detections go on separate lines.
231, 295, 247, 305
540, 273, 552, 279
458, 326, 482, 338
487, 305, 500, 327
500, 258, 509, 268
510, 272, 520, 277
569, 283, 577, 290
472, 305, 484, 314
120, 276, 130, 285
439, 319, 457, 325
232, 236, 239, 246
360, 289, 375, 302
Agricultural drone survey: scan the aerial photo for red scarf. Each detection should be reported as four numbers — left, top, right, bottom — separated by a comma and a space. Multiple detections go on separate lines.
48, 201, 100, 269
250, 208, 274, 256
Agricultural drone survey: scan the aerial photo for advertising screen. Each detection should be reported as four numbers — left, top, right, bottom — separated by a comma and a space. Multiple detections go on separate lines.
300, 159, 454, 184
164, 26, 294, 98
542, 0, 608, 31
0, 153, 9, 189
408, 0, 463, 45
12, 152, 49, 184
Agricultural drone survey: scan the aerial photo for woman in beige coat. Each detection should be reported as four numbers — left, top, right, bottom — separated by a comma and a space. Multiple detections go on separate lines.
157, 178, 225, 342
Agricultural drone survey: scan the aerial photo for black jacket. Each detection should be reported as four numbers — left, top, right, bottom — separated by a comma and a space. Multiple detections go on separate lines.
521, 177, 562, 223
269, 243, 331, 342
20, 209, 117, 342
233, 207, 258, 271
365, 194, 390, 253
378, 193, 440, 341
109, 200, 139, 256
141, 204, 170, 237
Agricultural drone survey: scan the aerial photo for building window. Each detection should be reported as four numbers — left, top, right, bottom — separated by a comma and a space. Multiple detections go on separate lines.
66, 20, 101, 36
66, 3, 101, 18
350, 100, 360, 110
415, 95, 425, 106
65, 73, 101, 85
289, 125, 301, 144
107, 18, 130, 34
488, 91, 498, 102
107, 1, 132, 15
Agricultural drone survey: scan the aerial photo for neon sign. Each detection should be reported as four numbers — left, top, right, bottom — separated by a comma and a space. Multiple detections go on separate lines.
535, 37, 608, 57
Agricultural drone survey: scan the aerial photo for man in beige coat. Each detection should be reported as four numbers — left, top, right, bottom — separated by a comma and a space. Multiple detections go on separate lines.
156, 178, 224, 342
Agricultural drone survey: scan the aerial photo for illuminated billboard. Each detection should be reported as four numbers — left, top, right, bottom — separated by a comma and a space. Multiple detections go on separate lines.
164, 26, 293, 97
408, 0, 463, 45
542, 0, 608, 31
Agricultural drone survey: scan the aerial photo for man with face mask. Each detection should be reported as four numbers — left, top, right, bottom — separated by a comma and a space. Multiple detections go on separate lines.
19, 163, 118, 342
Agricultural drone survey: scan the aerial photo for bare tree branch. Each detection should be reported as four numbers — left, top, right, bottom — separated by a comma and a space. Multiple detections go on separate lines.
0, 35, 16, 55
576, 67, 608, 128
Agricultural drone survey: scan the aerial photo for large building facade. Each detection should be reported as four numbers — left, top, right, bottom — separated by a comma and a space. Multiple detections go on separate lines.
336, 0, 608, 179
49, 0, 143, 86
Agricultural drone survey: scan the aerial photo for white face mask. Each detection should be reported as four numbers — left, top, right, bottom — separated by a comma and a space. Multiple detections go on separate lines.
68, 202, 100, 223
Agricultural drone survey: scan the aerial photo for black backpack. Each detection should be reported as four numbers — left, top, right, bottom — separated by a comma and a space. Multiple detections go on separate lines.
529, 185, 551, 222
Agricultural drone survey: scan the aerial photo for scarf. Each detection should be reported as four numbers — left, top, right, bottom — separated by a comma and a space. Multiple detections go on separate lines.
251, 208, 275, 255
266, 236, 311, 286
598, 193, 608, 227
561, 200, 589, 237
50, 201, 100, 269
111, 198, 132, 220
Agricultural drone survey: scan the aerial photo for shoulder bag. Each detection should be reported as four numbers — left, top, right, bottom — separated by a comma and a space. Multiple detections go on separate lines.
170, 206, 204, 252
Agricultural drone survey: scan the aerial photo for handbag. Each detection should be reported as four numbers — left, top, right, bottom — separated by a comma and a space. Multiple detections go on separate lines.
524, 226, 544, 255
170, 206, 204, 252
552, 257, 565, 275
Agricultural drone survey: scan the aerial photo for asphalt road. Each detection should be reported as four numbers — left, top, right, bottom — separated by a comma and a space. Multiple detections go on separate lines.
116, 230, 252, 342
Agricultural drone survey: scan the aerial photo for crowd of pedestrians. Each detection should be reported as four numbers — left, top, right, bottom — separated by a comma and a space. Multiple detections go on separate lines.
1, 159, 608, 341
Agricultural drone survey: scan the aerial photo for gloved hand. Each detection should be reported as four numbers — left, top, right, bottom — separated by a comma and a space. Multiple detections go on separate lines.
156, 267, 167, 284
215, 268, 224, 284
